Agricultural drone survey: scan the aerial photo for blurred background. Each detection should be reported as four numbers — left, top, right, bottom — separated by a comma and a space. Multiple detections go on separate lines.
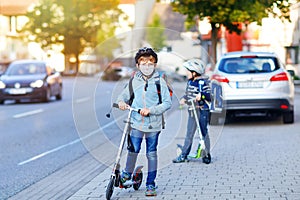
1, 0, 300, 80
1, 1, 300, 199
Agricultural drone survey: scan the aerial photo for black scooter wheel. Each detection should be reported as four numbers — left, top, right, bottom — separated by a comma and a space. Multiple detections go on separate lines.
132, 171, 143, 190
106, 177, 115, 200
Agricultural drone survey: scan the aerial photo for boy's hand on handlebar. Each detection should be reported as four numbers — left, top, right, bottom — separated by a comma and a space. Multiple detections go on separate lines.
139, 108, 150, 116
179, 98, 186, 105
118, 101, 129, 110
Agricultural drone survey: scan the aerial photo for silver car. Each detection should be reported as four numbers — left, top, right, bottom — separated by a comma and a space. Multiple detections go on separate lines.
211, 51, 294, 124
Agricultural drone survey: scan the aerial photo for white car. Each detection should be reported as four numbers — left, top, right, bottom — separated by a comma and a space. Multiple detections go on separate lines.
211, 51, 294, 124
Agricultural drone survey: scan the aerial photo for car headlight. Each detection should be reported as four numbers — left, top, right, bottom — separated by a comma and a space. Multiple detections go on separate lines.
30, 80, 44, 88
0, 81, 6, 89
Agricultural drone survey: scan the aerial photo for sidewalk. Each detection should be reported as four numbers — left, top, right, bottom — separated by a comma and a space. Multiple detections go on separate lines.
67, 104, 300, 200
68, 132, 300, 200
68, 158, 219, 200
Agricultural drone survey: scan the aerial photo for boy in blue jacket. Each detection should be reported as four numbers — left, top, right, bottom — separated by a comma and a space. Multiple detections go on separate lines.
117, 47, 172, 196
172, 58, 212, 164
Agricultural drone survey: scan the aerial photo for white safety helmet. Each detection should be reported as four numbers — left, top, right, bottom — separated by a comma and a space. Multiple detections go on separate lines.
183, 58, 206, 75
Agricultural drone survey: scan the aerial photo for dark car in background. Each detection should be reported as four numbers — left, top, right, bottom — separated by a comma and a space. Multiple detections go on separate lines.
0, 60, 63, 104
211, 51, 294, 124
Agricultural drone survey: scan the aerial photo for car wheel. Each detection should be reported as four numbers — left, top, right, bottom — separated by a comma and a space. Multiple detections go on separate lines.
282, 110, 294, 124
0, 99, 4, 104
43, 87, 51, 102
56, 85, 62, 100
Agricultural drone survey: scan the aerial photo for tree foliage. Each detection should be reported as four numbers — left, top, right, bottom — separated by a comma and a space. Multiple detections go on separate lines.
171, 0, 297, 65
21, 0, 124, 72
146, 13, 167, 51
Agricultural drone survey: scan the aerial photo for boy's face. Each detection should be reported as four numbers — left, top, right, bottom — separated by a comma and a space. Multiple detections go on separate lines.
186, 69, 193, 79
137, 56, 156, 76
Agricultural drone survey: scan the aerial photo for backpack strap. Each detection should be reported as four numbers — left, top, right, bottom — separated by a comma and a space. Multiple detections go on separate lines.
128, 76, 134, 106
154, 75, 162, 104
154, 75, 166, 129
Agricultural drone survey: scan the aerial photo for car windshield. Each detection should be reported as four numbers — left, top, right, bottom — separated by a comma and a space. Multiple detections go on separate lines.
6, 63, 46, 76
218, 57, 280, 74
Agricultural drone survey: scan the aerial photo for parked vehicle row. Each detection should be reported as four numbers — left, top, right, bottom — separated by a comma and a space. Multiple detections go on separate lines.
1, 53, 295, 125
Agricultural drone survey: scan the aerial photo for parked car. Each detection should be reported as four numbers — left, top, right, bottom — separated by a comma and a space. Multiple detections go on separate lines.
101, 66, 135, 81
115, 66, 135, 79
0, 59, 63, 104
0, 60, 11, 75
157, 69, 186, 82
211, 51, 294, 124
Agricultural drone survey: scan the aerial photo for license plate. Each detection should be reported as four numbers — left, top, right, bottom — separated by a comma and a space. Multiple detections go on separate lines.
236, 81, 263, 88
9, 88, 27, 95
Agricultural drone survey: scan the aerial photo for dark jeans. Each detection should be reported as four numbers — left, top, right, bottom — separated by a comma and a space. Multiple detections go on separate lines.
124, 129, 160, 187
181, 109, 210, 157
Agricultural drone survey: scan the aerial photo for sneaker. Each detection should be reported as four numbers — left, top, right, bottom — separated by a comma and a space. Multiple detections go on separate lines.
120, 171, 131, 184
145, 185, 157, 196
202, 153, 211, 164
172, 155, 188, 163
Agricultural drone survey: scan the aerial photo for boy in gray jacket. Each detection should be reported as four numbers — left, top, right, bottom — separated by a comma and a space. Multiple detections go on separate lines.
117, 47, 172, 196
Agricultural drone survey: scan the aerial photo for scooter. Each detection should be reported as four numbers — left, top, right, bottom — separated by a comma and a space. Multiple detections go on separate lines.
105, 103, 143, 200
177, 99, 208, 160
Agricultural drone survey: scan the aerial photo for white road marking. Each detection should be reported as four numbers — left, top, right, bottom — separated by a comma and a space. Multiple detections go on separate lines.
13, 109, 44, 119
18, 115, 123, 166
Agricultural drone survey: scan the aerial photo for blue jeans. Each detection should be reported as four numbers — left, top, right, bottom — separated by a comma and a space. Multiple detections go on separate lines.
181, 108, 210, 157
124, 129, 160, 187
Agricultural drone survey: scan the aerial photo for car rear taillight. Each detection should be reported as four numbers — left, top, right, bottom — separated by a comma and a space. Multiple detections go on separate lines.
270, 72, 289, 81
281, 104, 289, 109
211, 74, 229, 83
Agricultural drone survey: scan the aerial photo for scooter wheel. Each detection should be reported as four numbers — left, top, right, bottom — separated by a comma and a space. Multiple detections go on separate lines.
132, 171, 143, 190
106, 177, 115, 200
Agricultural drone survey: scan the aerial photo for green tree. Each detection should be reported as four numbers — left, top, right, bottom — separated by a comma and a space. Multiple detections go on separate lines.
171, 0, 297, 66
146, 13, 166, 51
21, 0, 124, 73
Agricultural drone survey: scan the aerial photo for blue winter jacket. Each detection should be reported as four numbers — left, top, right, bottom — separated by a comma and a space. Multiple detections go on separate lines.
181, 76, 211, 110
117, 71, 172, 132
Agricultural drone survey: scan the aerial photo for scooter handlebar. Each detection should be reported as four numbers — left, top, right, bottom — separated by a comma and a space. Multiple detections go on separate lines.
187, 98, 196, 103
112, 103, 146, 115
112, 103, 119, 108
187, 98, 210, 107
